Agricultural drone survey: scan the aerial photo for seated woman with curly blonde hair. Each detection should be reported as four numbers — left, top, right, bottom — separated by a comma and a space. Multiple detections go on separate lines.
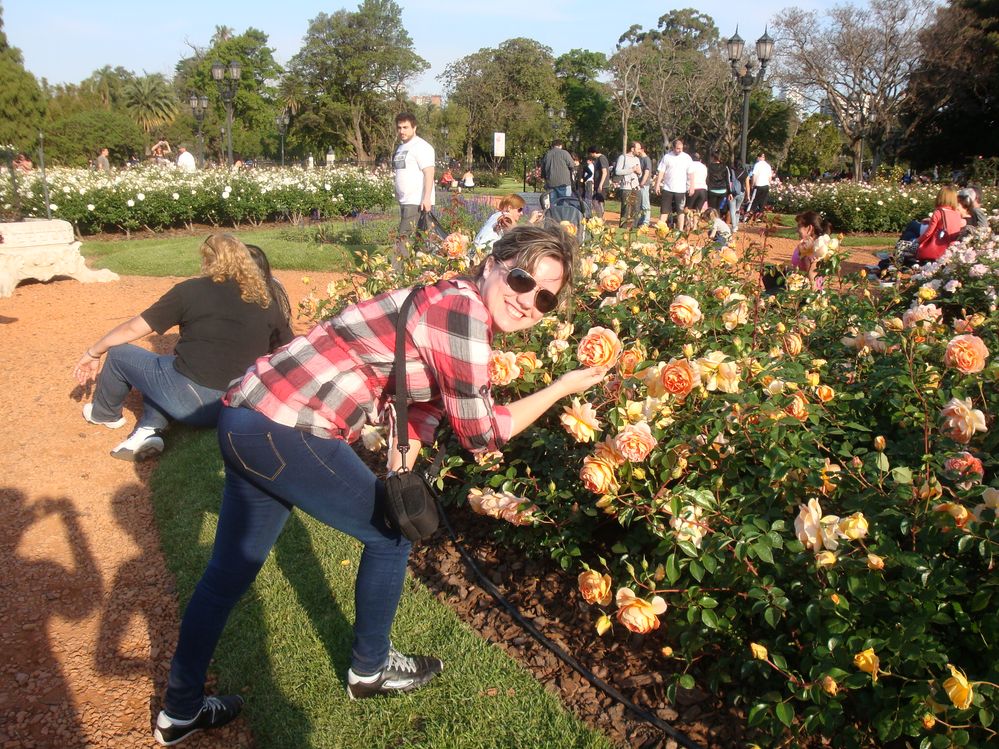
74, 234, 292, 461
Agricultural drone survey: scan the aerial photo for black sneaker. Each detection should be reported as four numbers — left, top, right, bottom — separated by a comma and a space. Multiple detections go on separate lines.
346, 647, 444, 699
153, 695, 245, 746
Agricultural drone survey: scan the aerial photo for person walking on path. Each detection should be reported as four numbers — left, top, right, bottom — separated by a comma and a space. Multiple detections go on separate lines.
73, 234, 292, 462
636, 144, 653, 227
392, 112, 436, 270
151, 225, 608, 745
654, 138, 693, 231
96, 147, 111, 173
748, 152, 773, 219
588, 146, 609, 218
614, 141, 642, 229
540, 140, 576, 207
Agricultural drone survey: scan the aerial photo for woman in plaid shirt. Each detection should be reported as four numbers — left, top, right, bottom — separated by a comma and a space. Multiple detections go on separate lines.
154, 225, 608, 744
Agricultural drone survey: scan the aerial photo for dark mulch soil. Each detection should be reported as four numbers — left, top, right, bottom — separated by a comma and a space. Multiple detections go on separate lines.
408, 511, 746, 749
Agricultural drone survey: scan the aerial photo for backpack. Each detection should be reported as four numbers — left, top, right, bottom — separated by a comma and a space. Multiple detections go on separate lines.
545, 196, 590, 241
728, 167, 743, 196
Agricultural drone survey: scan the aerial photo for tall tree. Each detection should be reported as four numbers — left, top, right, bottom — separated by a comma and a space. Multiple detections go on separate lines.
772, 0, 931, 179
124, 74, 178, 139
555, 49, 612, 154
443, 38, 563, 165
0, 3, 45, 149
288, 0, 427, 161
785, 113, 846, 178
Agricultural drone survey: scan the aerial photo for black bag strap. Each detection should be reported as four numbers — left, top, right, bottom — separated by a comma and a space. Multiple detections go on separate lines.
392, 287, 423, 473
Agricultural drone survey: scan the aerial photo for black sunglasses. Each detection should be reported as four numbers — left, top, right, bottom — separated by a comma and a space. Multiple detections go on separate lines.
498, 261, 559, 314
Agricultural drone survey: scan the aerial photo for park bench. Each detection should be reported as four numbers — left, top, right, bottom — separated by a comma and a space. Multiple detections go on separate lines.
0, 219, 118, 298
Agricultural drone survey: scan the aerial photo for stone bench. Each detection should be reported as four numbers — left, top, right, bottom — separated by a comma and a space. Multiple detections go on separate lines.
0, 219, 118, 298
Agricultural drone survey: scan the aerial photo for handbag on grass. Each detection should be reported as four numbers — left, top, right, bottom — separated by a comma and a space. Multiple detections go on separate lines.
382, 287, 441, 542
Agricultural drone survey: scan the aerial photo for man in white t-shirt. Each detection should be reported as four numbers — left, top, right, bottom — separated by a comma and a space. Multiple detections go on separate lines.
176, 144, 196, 173
748, 152, 773, 217
654, 138, 693, 231
392, 112, 435, 268
614, 141, 642, 228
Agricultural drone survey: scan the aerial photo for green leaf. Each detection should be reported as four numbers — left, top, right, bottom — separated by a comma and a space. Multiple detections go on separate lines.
753, 542, 774, 564
890, 466, 913, 484
844, 422, 872, 432
701, 609, 719, 629
665, 554, 681, 584
875, 453, 890, 472
747, 703, 769, 727
699, 596, 719, 609
678, 674, 695, 689
689, 560, 705, 582
775, 702, 794, 728
979, 708, 993, 728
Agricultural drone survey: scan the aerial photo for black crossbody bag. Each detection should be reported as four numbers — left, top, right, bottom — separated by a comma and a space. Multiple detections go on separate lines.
382, 287, 442, 542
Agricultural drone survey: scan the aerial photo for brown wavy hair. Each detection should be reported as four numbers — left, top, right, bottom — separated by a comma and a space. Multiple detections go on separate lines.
200, 233, 271, 307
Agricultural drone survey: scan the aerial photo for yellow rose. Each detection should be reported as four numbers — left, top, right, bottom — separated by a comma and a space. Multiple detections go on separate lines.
783, 333, 804, 357
718, 245, 739, 265
943, 664, 974, 710
805, 370, 821, 387
749, 642, 769, 660
939, 397, 988, 444
660, 358, 701, 399
944, 334, 989, 374
918, 285, 938, 301
560, 398, 601, 442
816, 550, 838, 567
821, 675, 839, 696
854, 648, 880, 682
867, 553, 885, 570
615, 588, 667, 634
669, 294, 704, 328
577, 570, 613, 606
838, 512, 868, 540
488, 350, 521, 386
580, 455, 619, 495
722, 300, 750, 331
577, 326, 623, 368
614, 421, 658, 462
697, 350, 742, 393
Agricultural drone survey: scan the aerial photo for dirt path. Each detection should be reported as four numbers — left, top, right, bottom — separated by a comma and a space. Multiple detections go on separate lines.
0, 228, 882, 749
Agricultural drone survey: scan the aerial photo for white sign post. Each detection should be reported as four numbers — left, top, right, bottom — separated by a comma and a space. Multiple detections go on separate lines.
493, 132, 506, 158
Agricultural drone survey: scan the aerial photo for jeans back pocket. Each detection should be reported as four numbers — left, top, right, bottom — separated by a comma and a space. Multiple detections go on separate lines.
225, 431, 287, 482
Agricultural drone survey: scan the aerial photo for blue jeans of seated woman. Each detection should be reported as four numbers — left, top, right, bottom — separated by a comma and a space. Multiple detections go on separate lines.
90, 344, 225, 431
164, 405, 411, 718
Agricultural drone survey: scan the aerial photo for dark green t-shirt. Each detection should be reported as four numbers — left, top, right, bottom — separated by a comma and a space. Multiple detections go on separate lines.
141, 276, 292, 390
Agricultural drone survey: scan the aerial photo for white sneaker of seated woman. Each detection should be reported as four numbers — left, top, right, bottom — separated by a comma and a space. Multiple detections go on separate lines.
111, 427, 164, 462
83, 403, 127, 429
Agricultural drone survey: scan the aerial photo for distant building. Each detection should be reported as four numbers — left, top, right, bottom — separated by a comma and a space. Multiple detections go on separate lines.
409, 95, 443, 107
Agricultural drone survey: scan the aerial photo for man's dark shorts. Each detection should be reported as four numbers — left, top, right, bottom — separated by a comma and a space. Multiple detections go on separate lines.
399, 203, 420, 235
661, 191, 686, 214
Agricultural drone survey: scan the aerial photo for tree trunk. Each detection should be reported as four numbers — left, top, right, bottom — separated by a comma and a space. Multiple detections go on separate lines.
852, 138, 863, 182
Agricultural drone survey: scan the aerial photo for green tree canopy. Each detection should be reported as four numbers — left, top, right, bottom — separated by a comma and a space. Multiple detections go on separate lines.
555, 49, 612, 155
287, 0, 428, 161
45, 108, 144, 166
124, 74, 178, 138
785, 113, 844, 177
0, 4, 45, 150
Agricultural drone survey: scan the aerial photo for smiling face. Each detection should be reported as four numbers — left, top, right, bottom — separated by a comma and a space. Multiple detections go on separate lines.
479, 255, 564, 333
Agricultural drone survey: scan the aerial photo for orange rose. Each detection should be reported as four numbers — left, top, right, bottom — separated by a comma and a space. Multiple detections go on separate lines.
785, 392, 809, 421
598, 266, 624, 293
593, 435, 626, 465
615, 587, 667, 634
440, 231, 470, 259
816, 384, 835, 402
944, 334, 989, 374
514, 351, 540, 373
488, 350, 521, 386
618, 348, 643, 377
669, 295, 703, 328
614, 422, 658, 462
660, 357, 701, 399
577, 326, 623, 368
783, 333, 803, 357
580, 455, 619, 494
578, 570, 613, 606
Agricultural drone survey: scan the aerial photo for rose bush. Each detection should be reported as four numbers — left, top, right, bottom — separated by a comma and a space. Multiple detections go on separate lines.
0, 164, 394, 234
307, 216, 998, 747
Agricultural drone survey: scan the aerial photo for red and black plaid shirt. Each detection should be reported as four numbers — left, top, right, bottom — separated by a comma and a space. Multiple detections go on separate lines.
225, 279, 512, 453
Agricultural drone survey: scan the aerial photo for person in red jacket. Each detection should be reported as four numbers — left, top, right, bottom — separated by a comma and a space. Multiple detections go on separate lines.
917, 187, 966, 262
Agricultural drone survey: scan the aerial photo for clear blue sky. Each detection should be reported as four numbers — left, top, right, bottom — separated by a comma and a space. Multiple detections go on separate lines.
5, 0, 829, 93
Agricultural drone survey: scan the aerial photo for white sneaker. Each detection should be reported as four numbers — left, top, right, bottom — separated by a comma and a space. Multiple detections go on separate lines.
83, 403, 126, 429
110, 427, 164, 462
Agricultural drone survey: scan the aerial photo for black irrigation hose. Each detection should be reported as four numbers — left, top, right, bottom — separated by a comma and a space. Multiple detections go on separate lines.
434, 501, 705, 749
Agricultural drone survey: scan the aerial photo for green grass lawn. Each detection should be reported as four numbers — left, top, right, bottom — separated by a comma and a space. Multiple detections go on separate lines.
151, 428, 612, 749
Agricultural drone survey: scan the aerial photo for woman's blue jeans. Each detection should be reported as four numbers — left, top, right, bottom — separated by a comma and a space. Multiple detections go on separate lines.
164, 406, 411, 718
90, 344, 225, 431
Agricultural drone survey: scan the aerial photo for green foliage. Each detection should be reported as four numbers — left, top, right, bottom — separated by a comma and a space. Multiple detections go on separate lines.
123, 74, 179, 136
0, 6, 45, 149
305, 217, 999, 747
44, 109, 144, 167
786, 113, 844, 180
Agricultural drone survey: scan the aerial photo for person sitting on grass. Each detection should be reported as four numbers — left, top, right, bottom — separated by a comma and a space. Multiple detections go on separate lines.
473, 194, 544, 252
916, 186, 965, 263
74, 234, 292, 462
151, 224, 609, 746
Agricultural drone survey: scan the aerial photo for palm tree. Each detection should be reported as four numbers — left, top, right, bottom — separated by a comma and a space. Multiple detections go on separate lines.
211, 25, 234, 45
124, 74, 178, 136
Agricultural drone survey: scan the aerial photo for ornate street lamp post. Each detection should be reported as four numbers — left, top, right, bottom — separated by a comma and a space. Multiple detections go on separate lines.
189, 93, 209, 168
211, 60, 241, 167
726, 28, 775, 169
441, 125, 449, 166
275, 110, 290, 167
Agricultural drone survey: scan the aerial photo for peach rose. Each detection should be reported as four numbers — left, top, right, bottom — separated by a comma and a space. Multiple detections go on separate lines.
902, 303, 942, 329
467, 488, 538, 526
944, 334, 989, 374
577, 326, 623, 368
934, 501, 971, 527
441, 231, 470, 259
514, 351, 540, 373
785, 391, 809, 421
615, 588, 667, 634
578, 570, 613, 606
560, 398, 601, 442
593, 435, 627, 466
712, 285, 731, 300
718, 245, 739, 265
669, 295, 703, 328
580, 455, 619, 494
721, 299, 749, 331
939, 398, 988, 444
488, 350, 521, 386
559, 220, 578, 237
795, 498, 842, 552
816, 384, 835, 403
944, 451, 984, 489
660, 358, 701, 399
598, 266, 624, 293
617, 348, 643, 378
614, 421, 658, 462
783, 333, 804, 357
